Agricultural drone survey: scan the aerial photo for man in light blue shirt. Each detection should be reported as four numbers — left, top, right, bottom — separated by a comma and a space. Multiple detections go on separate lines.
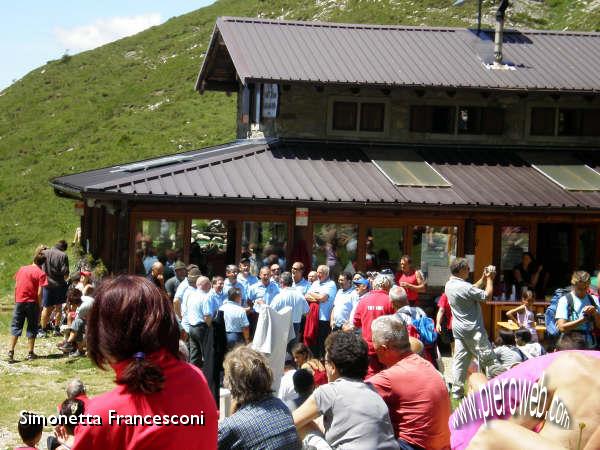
291, 261, 311, 296
220, 287, 250, 349
306, 265, 338, 357
173, 265, 199, 321
224, 264, 247, 305
179, 267, 201, 337
210, 276, 228, 308
248, 266, 280, 308
330, 272, 357, 331
271, 271, 309, 347
188, 276, 218, 370
237, 258, 258, 295
555, 270, 600, 349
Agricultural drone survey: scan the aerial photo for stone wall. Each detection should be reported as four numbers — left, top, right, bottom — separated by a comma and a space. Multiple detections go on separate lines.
235, 83, 600, 147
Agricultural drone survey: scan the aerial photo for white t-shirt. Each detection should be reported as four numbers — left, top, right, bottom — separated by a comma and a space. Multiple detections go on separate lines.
277, 369, 298, 404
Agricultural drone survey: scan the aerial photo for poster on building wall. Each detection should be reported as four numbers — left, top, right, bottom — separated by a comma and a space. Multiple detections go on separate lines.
262, 83, 279, 118
420, 230, 453, 286
295, 207, 309, 226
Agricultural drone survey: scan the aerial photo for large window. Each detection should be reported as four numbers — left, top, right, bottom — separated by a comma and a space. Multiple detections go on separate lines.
411, 226, 457, 287
410, 106, 455, 134
331, 100, 387, 134
313, 223, 358, 278
242, 221, 288, 275
576, 227, 596, 273
457, 107, 504, 135
500, 226, 529, 272
134, 219, 184, 275
366, 228, 404, 272
532, 108, 600, 137
530, 108, 556, 136
189, 218, 229, 278
332, 102, 358, 131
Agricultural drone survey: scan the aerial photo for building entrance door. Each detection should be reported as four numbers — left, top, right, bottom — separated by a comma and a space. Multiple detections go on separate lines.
537, 223, 572, 294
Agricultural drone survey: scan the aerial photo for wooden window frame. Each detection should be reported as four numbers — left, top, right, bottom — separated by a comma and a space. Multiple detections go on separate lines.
327, 96, 390, 138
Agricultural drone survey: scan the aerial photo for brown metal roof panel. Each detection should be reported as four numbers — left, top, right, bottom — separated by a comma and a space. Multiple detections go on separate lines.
255, 151, 299, 199
210, 18, 600, 91
395, 185, 467, 205
179, 170, 203, 196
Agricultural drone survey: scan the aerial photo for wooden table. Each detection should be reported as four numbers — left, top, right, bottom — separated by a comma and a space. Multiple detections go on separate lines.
482, 301, 549, 340
497, 321, 547, 340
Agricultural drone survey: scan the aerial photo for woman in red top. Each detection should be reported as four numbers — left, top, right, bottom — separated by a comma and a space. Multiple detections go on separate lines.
395, 255, 426, 306
291, 343, 328, 386
72, 275, 218, 450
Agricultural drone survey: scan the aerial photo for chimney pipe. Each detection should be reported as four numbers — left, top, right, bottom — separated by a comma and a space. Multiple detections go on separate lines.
494, 0, 510, 65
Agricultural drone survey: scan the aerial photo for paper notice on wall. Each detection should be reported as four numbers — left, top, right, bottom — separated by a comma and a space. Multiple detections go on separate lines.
466, 254, 475, 272
427, 265, 451, 287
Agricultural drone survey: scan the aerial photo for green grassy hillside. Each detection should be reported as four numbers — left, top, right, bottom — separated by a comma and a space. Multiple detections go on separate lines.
1, 0, 599, 300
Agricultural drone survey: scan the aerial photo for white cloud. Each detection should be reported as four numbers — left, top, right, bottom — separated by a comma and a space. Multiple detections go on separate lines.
54, 13, 162, 53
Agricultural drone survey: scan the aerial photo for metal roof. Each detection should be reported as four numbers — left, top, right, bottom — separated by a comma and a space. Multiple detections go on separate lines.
196, 17, 600, 93
51, 139, 600, 211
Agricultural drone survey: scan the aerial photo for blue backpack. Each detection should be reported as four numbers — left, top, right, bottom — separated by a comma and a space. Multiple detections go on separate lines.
545, 287, 570, 338
413, 316, 438, 345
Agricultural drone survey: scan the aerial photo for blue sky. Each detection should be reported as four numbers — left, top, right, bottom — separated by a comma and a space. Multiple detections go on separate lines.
1, 1, 215, 90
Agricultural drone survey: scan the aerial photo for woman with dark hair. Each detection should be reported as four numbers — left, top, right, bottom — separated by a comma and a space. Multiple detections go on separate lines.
291, 343, 327, 386
218, 346, 300, 450
72, 275, 218, 449
513, 252, 544, 297
293, 331, 397, 449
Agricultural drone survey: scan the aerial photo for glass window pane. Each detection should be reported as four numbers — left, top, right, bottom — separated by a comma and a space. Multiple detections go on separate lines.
190, 219, 229, 278
360, 103, 385, 132
366, 148, 450, 187
332, 101, 357, 131
457, 106, 481, 134
411, 226, 457, 287
366, 228, 404, 271
534, 164, 600, 191
582, 109, 600, 136
134, 219, 184, 275
431, 106, 455, 134
242, 221, 288, 275
577, 227, 596, 273
530, 107, 555, 135
500, 226, 529, 273
313, 224, 358, 278
482, 108, 504, 134
558, 109, 581, 136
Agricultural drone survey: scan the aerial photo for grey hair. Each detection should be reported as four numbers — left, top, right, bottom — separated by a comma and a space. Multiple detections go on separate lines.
373, 274, 392, 291
66, 379, 86, 399
197, 276, 210, 289
371, 315, 410, 352
389, 286, 408, 307
280, 271, 293, 287
450, 257, 469, 276
226, 264, 238, 273
317, 265, 329, 278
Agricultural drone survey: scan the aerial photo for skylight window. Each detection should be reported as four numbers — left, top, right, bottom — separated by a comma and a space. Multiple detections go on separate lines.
364, 148, 451, 188
520, 152, 600, 191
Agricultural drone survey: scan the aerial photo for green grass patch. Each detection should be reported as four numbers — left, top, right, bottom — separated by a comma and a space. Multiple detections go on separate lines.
0, 312, 114, 449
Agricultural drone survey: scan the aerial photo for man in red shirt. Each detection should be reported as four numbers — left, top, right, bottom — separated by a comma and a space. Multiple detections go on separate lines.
369, 315, 451, 450
8, 246, 48, 363
353, 274, 394, 377
435, 293, 454, 354
395, 255, 426, 306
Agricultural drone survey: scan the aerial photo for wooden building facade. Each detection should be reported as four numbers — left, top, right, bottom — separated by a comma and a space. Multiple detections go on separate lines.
52, 17, 600, 301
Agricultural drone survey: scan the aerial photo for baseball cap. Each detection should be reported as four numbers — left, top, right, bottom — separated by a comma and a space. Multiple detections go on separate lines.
353, 278, 370, 287
173, 261, 186, 271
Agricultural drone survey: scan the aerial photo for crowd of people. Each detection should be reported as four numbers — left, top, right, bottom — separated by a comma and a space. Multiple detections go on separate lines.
7, 243, 600, 449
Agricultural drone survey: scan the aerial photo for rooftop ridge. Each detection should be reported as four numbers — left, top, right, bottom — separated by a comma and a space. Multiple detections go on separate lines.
218, 16, 600, 36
